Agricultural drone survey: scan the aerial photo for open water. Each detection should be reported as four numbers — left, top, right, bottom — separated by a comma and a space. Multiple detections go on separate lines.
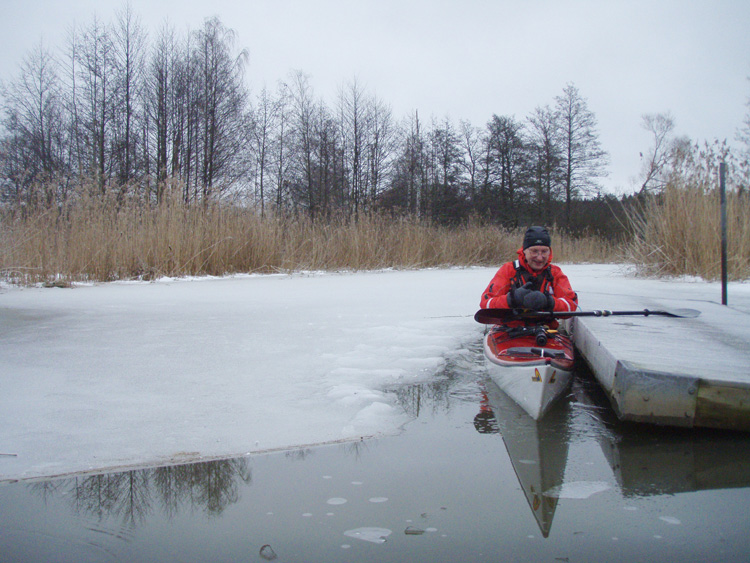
2, 346, 750, 562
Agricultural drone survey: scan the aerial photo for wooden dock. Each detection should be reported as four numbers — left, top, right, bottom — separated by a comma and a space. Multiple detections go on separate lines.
571, 298, 750, 432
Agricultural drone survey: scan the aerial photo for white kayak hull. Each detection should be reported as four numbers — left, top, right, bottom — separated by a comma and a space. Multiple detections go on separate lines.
485, 360, 573, 420
483, 328, 574, 420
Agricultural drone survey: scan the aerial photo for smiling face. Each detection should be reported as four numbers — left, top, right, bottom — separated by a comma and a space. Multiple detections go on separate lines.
523, 245, 551, 272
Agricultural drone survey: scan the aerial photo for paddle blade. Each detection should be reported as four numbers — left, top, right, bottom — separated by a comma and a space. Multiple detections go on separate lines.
474, 308, 551, 324
474, 308, 506, 324
658, 308, 701, 318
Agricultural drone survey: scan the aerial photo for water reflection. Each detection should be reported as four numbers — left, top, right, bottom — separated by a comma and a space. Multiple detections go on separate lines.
477, 380, 570, 538
387, 347, 482, 418
470, 358, 750, 538
28, 458, 251, 526
572, 370, 750, 497
606, 427, 750, 497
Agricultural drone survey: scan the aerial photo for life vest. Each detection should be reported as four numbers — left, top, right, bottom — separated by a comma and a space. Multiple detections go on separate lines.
510, 259, 554, 295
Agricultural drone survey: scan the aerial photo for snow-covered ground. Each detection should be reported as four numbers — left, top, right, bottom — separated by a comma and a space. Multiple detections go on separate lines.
1, 265, 749, 482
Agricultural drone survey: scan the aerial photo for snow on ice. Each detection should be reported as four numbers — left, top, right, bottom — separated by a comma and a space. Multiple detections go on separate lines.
1, 265, 749, 481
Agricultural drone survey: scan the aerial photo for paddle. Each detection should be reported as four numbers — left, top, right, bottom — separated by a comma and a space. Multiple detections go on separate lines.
474, 307, 701, 325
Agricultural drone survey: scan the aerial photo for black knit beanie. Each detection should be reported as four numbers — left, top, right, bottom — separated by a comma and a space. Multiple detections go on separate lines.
522, 226, 551, 249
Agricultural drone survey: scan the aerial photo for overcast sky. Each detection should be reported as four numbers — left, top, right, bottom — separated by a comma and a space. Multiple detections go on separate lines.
3, 0, 750, 194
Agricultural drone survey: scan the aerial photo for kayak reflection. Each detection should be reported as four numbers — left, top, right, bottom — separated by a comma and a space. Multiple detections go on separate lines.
477, 379, 571, 538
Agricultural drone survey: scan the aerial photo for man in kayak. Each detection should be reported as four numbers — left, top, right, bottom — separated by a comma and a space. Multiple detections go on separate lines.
479, 226, 578, 314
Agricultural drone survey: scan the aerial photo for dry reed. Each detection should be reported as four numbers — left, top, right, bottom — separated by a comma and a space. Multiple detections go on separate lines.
625, 184, 750, 280
0, 189, 621, 285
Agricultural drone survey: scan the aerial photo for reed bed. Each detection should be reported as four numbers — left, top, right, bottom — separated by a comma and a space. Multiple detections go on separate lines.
0, 192, 620, 285
625, 184, 750, 281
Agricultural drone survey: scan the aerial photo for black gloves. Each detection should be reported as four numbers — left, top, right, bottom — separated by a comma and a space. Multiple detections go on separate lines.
522, 291, 555, 311
507, 282, 533, 308
508, 282, 555, 311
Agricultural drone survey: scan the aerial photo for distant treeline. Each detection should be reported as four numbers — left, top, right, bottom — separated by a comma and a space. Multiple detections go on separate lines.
0, 8, 617, 232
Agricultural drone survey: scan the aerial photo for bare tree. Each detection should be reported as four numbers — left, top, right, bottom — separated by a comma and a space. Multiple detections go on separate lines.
272, 81, 292, 210
475, 123, 496, 219
336, 77, 396, 217
527, 105, 563, 223
0, 10, 263, 209
288, 70, 318, 215
145, 22, 174, 200
192, 17, 249, 201
75, 15, 116, 193
554, 83, 608, 224
61, 24, 84, 181
251, 86, 276, 215
458, 119, 482, 203
405, 111, 426, 217
486, 114, 528, 226
314, 97, 341, 215
112, 2, 147, 185
426, 116, 464, 222
366, 95, 395, 206
380, 111, 424, 216
1, 41, 67, 206
338, 76, 368, 216
638, 112, 688, 194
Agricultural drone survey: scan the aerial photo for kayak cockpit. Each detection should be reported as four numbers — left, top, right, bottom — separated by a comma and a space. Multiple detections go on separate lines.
486, 325, 574, 371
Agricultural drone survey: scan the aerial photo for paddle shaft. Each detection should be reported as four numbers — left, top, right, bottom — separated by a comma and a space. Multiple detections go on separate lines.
474, 307, 701, 324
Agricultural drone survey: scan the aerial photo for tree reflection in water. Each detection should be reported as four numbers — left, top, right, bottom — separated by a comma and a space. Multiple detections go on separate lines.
29, 458, 251, 526
387, 344, 484, 418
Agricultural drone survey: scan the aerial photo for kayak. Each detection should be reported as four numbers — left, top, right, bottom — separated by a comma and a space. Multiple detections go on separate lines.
482, 323, 575, 420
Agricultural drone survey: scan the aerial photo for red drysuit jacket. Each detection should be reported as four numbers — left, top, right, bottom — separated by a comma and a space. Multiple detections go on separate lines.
479, 248, 578, 313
